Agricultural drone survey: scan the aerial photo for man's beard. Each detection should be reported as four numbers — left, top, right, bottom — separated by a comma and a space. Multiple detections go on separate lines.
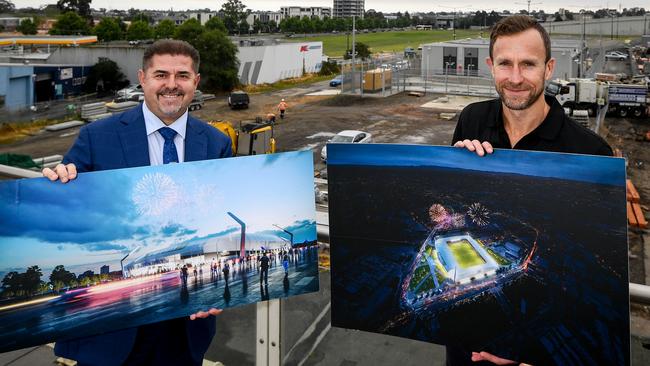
496, 81, 543, 111
157, 88, 185, 116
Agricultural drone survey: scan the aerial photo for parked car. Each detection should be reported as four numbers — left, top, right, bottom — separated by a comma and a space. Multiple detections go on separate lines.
228, 91, 250, 109
606, 51, 628, 60
329, 75, 343, 87
116, 84, 143, 102
321, 130, 372, 162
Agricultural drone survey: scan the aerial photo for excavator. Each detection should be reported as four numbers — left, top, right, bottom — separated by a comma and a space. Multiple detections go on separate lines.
209, 117, 276, 156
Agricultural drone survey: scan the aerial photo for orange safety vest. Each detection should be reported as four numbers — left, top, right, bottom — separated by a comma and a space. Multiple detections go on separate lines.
278, 101, 288, 111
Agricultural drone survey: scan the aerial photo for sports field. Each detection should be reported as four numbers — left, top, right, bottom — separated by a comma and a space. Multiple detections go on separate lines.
447, 239, 486, 269
290, 29, 483, 57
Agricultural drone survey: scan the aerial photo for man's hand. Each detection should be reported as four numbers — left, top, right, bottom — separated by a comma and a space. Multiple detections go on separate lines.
471, 351, 531, 366
189, 308, 222, 320
453, 140, 494, 156
42, 163, 77, 183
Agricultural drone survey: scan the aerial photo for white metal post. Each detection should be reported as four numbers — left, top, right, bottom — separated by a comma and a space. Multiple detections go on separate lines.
256, 301, 269, 365
256, 299, 281, 366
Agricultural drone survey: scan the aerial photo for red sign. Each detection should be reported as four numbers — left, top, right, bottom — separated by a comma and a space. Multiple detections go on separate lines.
300, 45, 309, 52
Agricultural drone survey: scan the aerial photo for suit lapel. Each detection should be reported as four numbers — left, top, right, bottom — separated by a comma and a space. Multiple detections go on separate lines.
118, 105, 150, 168
185, 117, 207, 162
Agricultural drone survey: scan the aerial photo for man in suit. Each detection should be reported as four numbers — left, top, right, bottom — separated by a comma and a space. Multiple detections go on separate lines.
42, 40, 231, 366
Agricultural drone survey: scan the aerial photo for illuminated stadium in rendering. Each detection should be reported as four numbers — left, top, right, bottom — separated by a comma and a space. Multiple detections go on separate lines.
402, 202, 535, 309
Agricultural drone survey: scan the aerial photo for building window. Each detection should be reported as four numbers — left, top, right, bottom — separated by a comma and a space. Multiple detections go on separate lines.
464, 48, 478, 76
443, 47, 457, 75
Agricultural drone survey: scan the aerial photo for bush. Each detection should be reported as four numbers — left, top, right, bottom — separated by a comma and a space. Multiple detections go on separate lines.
319, 60, 340, 76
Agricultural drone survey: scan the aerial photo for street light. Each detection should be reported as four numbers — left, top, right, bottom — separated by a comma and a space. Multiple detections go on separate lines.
467, 64, 474, 94
445, 61, 452, 93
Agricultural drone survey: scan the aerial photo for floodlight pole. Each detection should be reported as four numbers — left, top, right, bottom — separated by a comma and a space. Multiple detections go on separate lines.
227, 212, 246, 259
273, 224, 294, 247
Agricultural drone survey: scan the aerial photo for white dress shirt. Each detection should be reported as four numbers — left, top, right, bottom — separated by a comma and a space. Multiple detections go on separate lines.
142, 102, 188, 165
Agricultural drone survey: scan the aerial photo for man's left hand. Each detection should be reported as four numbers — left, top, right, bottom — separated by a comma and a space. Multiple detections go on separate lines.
189, 308, 222, 320
471, 351, 531, 366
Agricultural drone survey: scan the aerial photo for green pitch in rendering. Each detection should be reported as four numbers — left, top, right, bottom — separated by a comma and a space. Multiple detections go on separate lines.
447, 239, 486, 269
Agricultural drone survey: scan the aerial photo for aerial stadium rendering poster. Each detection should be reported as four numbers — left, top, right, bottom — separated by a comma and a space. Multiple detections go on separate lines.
0, 151, 318, 352
328, 144, 629, 366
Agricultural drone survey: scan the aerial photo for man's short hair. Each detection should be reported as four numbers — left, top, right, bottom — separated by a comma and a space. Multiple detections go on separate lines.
142, 40, 200, 73
489, 15, 551, 63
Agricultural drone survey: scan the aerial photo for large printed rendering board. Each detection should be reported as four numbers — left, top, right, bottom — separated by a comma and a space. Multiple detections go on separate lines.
328, 144, 629, 366
0, 151, 318, 352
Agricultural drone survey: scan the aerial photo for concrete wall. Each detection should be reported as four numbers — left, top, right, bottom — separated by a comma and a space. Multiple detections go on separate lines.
48, 46, 145, 86
238, 42, 323, 85
542, 15, 650, 37
0, 65, 34, 111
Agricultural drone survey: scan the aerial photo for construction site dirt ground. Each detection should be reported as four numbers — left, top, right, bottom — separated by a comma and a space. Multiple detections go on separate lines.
1, 84, 649, 324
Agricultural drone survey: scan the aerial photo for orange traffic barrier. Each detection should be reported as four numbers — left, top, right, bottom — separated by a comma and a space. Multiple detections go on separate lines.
632, 203, 648, 229
627, 179, 641, 203
628, 202, 639, 227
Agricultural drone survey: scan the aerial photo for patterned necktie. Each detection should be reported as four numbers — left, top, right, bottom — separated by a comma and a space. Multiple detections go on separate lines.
158, 127, 179, 164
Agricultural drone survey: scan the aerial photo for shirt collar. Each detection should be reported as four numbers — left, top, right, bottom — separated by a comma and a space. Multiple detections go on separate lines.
142, 102, 188, 139
490, 94, 564, 141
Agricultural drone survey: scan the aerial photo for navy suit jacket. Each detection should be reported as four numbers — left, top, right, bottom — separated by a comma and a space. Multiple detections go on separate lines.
54, 105, 232, 366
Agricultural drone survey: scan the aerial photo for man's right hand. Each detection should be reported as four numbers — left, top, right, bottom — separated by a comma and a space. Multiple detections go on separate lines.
453, 139, 494, 157
42, 163, 78, 183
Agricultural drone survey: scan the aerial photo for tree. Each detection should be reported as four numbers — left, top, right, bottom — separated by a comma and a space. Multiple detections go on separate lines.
56, 0, 92, 19
94, 17, 122, 42
174, 18, 204, 43
0, 0, 15, 13
154, 19, 175, 39
344, 42, 371, 60
50, 11, 92, 35
130, 12, 151, 23
23, 265, 43, 296
221, 0, 246, 34
238, 19, 250, 35
85, 58, 129, 94
127, 20, 153, 41
17, 17, 38, 35
1, 271, 20, 297
192, 30, 239, 91
205, 16, 227, 33
49, 265, 76, 289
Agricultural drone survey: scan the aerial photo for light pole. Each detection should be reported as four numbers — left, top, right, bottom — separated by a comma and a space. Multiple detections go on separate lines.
467, 64, 474, 94
445, 61, 451, 93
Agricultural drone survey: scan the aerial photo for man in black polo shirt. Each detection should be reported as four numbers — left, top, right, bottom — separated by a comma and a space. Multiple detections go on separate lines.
450, 15, 612, 366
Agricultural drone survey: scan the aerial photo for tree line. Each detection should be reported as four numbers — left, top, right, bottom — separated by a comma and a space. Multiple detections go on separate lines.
1, 264, 109, 299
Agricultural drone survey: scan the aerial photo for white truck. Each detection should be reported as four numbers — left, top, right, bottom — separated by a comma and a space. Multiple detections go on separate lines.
545, 78, 650, 118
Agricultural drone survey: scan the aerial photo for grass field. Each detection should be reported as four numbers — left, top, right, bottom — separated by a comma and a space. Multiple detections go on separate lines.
448, 239, 485, 269
290, 29, 483, 57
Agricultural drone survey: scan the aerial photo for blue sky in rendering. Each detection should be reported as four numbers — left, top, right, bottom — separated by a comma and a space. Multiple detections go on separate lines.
327, 144, 625, 186
0, 151, 316, 275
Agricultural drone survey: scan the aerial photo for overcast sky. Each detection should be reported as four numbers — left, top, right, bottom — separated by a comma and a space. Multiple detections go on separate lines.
11, 0, 649, 14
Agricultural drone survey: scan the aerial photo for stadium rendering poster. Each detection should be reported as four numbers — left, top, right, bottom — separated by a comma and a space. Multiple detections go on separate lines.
328, 144, 629, 365
0, 151, 318, 352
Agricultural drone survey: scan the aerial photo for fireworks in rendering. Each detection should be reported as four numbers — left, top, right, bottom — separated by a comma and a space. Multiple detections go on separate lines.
132, 173, 180, 216
429, 204, 448, 224
467, 203, 490, 226
451, 213, 466, 228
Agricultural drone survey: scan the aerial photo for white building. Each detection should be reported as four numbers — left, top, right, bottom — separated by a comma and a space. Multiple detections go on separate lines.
420, 38, 581, 80
238, 41, 323, 84
280, 6, 332, 20
187, 12, 219, 26
246, 11, 283, 26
